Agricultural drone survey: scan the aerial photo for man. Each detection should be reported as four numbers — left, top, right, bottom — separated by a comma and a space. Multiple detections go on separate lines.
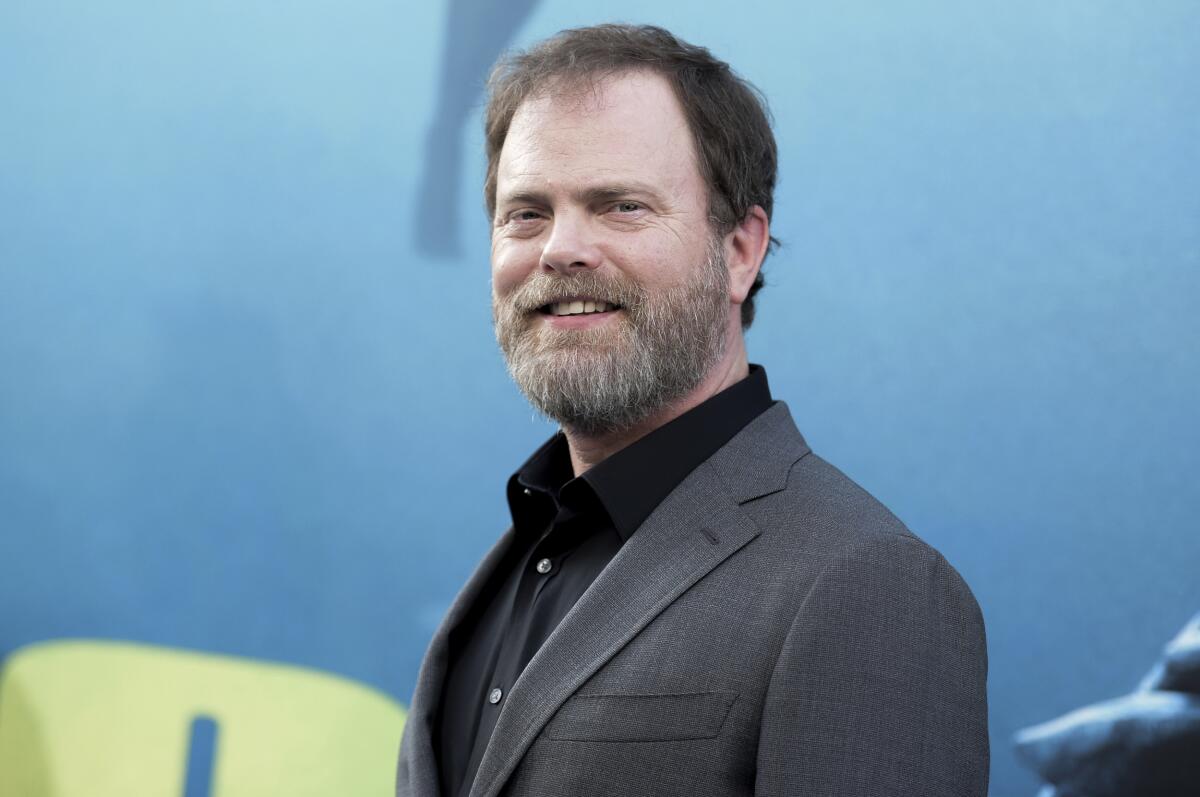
398, 24, 989, 797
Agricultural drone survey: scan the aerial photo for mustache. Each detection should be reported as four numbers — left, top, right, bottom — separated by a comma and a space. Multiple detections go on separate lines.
501, 272, 647, 313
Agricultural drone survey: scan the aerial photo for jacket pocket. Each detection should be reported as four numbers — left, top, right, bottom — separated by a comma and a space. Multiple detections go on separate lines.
545, 691, 738, 742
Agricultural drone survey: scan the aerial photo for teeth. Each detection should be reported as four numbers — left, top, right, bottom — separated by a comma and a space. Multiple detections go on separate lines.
548, 300, 617, 316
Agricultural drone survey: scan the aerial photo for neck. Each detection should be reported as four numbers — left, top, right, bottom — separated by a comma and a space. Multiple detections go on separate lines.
564, 328, 750, 476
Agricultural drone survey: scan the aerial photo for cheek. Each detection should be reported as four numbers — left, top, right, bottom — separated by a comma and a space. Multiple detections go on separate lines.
617, 238, 703, 290
491, 241, 532, 297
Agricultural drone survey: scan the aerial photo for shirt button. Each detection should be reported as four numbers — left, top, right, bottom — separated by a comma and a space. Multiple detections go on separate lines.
488, 687, 503, 704
536, 558, 553, 574
522, 488, 532, 496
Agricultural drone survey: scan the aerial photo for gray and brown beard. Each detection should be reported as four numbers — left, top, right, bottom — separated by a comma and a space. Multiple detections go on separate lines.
493, 240, 730, 436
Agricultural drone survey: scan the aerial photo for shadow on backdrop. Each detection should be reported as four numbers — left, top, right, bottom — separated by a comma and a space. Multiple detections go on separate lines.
415, 0, 541, 257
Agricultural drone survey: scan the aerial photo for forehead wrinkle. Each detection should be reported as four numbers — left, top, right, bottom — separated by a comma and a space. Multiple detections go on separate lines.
509, 73, 692, 155
497, 71, 708, 217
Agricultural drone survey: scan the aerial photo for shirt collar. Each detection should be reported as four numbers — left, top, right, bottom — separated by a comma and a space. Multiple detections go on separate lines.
508, 365, 774, 541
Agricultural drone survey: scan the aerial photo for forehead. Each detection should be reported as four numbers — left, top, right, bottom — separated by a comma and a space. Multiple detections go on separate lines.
496, 70, 705, 204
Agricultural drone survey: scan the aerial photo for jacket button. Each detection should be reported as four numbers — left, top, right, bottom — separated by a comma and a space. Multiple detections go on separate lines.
536, 558, 553, 574
488, 687, 503, 705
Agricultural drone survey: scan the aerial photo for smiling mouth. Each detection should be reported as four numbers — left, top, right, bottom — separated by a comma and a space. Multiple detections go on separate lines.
537, 297, 623, 316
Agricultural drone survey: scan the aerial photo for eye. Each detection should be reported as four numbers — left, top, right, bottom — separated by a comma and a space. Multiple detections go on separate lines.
612, 201, 643, 214
508, 209, 545, 224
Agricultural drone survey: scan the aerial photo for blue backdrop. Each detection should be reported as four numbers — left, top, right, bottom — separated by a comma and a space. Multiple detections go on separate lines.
2, 1, 1198, 794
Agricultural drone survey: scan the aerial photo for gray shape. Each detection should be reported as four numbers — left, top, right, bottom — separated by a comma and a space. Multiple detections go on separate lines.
1037, 786, 1093, 797
1014, 691, 1200, 797
415, 0, 541, 258
1139, 612, 1200, 695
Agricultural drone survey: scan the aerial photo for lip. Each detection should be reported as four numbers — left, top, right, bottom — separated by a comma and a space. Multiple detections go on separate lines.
538, 308, 622, 330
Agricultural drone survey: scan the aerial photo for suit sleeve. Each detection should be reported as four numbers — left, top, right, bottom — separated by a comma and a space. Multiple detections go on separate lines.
754, 533, 989, 796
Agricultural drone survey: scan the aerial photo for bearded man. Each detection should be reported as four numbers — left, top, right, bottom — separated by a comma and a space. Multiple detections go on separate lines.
398, 24, 989, 797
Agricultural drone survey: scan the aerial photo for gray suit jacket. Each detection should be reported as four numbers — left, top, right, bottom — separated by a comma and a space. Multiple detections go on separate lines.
397, 403, 989, 796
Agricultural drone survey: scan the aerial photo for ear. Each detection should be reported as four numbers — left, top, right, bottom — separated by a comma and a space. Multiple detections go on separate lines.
723, 205, 770, 306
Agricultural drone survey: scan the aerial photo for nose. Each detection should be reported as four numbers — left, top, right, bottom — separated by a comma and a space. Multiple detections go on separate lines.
540, 213, 602, 275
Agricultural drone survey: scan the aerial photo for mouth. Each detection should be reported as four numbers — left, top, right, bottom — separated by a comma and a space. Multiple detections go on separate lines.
536, 296, 624, 317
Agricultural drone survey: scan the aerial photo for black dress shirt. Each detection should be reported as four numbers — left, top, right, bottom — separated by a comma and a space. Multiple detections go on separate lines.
436, 366, 773, 797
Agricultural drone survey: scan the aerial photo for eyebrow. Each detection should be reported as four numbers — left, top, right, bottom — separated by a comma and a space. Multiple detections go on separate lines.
497, 182, 670, 210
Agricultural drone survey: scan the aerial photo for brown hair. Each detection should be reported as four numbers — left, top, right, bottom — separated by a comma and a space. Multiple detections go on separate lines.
484, 24, 778, 328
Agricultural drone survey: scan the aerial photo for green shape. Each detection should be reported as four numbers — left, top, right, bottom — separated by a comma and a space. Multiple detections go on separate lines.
0, 639, 406, 796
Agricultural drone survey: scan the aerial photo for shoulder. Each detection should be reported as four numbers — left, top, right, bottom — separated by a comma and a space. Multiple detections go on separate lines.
709, 402, 983, 621
713, 402, 921, 554
756, 451, 987, 678
741, 445, 984, 628
750, 454, 991, 796
744, 446, 918, 557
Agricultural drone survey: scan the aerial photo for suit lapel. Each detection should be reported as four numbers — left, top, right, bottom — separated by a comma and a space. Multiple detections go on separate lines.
401, 528, 519, 797
469, 404, 808, 797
